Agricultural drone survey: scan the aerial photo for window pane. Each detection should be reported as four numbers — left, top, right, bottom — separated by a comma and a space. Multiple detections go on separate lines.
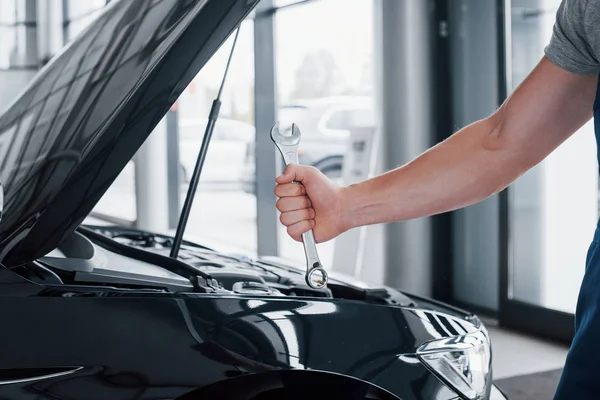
274, 0, 375, 265
508, 0, 597, 313
15, 0, 32, 23
67, 10, 103, 41
67, 0, 106, 20
0, 26, 16, 68
93, 161, 137, 222
0, 24, 36, 69
0, 1, 16, 24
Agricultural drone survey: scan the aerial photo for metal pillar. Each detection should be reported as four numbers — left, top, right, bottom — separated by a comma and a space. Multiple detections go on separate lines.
23, 0, 39, 65
166, 109, 181, 229
374, 0, 436, 296
430, 0, 455, 303
134, 117, 170, 232
449, 0, 502, 311
253, 0, 279, 256
61, 0, 69, 44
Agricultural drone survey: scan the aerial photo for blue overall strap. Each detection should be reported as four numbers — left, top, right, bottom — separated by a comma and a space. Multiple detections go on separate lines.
553, 74, 600, 399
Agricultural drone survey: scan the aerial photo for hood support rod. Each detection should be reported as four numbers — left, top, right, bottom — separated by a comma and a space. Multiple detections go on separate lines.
170, 26, 241, 259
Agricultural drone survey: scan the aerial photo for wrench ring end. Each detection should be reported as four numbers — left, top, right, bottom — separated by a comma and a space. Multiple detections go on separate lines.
306, 267, 328, 289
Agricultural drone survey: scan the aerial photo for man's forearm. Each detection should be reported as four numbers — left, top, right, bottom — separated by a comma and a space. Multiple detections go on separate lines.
336, 58, 596, 232
340, 115, 524, 230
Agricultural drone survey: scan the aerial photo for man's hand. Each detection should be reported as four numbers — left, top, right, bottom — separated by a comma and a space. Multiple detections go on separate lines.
274, 165, 347, 243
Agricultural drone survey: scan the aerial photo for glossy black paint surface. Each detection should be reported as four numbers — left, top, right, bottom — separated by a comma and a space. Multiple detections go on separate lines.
0, 0, 258, 267
0, 264, 471, 399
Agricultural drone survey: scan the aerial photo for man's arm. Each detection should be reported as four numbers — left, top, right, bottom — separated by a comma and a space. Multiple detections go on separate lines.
275, 57, 597, 242
340, 56, 597, 229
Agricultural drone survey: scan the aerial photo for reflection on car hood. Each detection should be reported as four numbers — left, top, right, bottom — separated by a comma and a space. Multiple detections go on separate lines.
0, 0, 259, 267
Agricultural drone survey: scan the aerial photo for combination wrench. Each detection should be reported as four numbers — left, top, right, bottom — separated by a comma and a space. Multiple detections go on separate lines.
270, 122, 329, 289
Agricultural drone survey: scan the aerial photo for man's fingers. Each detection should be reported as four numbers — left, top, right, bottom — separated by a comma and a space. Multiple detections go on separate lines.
274, 182, 306, 197
274, 165, 322, 242
275, 164, 313, 184
279, 208, 315, 227
276, 196, 311, 213
287, 219, 316, 242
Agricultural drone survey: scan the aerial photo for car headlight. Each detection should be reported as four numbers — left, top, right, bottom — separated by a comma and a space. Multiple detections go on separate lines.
416, 329, 492, 400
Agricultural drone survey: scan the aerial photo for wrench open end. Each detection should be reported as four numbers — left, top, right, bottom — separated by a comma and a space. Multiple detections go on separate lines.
270, 121, 280, 140
270, 121, 301, 146
291, 123, 301, 139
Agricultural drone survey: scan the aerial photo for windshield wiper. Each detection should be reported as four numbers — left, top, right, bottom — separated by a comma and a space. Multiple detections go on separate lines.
169, 26, 242, 259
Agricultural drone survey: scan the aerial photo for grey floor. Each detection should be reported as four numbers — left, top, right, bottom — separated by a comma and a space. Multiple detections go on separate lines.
486, 320, 569, 380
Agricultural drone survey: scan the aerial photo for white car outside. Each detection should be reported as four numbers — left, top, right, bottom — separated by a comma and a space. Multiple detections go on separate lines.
178, 117, 255, 186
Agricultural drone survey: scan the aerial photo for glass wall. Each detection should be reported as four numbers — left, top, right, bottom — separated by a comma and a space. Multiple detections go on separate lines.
0, 0, 38, 115
0, 1, 18, 69
273, 0, 375, 265
507, 0, 598, 314
0, 0, 36, 69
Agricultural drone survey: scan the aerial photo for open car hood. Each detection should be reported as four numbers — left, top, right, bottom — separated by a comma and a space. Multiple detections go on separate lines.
0, 0, 259, 267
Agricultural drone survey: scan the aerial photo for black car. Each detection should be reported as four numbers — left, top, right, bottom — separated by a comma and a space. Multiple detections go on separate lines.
0, 1, 508, 399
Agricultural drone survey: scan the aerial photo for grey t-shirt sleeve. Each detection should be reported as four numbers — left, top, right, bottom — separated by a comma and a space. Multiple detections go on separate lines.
544, 0, 600, 75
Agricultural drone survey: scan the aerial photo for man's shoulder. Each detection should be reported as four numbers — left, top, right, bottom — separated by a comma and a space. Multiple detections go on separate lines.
584, 1, 600, 30
545, 0, 600, 76
578, 0, 600, 70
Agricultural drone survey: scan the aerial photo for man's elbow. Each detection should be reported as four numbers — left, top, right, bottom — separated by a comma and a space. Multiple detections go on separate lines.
476, 109, 528, 197
480, 108, 509, 153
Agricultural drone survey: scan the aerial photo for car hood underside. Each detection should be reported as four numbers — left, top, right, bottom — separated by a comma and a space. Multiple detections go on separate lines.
0, 0, 259, 267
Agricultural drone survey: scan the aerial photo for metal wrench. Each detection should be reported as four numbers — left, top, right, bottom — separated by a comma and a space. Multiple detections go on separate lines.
270, 121, 329, 289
